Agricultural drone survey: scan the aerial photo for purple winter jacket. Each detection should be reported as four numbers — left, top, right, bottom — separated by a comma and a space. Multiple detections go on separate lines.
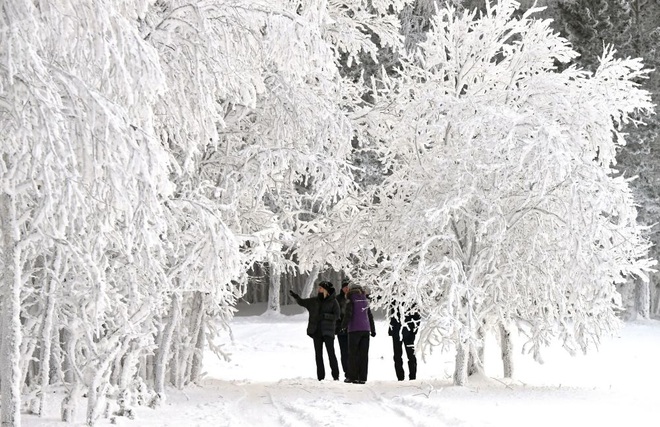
342, 288, 375, 333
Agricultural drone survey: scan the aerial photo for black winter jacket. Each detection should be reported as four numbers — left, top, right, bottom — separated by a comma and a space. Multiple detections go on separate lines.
291, 291, 340, 338
388, 303, 421, 338
335, 291, 348, 335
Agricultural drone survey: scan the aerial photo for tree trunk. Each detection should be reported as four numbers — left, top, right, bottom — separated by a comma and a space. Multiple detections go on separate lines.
142, 354, 153, 385
60, 328, 75, 384
266, 263, 281, 313
49, 329, 62, 385
453, 340, 468, 386
37, 250, 61, 416
115, 340, 140, 418
110, 349, 122, 389
119, 340, 140, 391
86, 343, 122, 426
61, 381, 82, 423
190, 317, 206, 384
654, 282, 660, 318
60, 327, 83, 423
18, 316, 38, 390
301, 266, 320, 299
170, 325, 181, 389
188, 292, 206, 384
500, 323, 514, 378
635, 279, 650, 319
467, 327, 484, 377
179, 293, 204, 386
153, 293, 181, 403
467, 344, 484, 377
0, 317, 2, 390
24, 256, 46, 400
1, 191, 23, 427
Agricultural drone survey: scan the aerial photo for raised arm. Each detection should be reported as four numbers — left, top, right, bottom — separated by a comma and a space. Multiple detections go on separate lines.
289, 290, 313, 310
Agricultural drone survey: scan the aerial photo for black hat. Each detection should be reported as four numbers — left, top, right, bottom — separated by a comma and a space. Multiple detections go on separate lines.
319, 281, 335, 294
341, 278, 350, 288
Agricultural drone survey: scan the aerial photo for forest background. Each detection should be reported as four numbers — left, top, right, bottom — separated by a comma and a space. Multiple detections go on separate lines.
1, 0, 659, 426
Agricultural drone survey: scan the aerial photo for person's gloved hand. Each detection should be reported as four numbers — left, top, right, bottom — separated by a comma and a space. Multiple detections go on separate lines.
371, 331, 376, 337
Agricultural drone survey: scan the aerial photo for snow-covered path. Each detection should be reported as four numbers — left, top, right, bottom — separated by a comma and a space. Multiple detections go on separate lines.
26, 304, 660, 426
126, 371, 655, 427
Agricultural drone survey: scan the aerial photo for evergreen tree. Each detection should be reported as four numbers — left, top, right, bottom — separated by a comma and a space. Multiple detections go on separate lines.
555, 0, 660, 318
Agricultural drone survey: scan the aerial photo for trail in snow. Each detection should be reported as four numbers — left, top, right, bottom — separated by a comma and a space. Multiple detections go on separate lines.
24, 304, 660, 427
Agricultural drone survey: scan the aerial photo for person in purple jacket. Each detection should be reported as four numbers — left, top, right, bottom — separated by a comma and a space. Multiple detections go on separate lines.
341, 284, 376, 384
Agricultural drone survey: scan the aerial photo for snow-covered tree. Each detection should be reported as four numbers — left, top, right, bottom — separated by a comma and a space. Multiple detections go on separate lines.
141, 0, 360, 324
1, 0, 170, 424
1, 0, 367, 423
339, 0, 655, 385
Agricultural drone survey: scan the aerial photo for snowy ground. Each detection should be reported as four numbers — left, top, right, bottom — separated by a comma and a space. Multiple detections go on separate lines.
26, 303, 660, 426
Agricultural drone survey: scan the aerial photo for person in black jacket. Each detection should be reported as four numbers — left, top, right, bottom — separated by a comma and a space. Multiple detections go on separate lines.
335, 278, 350, 379
289, 281, 341, 381
388, 302, 420, 381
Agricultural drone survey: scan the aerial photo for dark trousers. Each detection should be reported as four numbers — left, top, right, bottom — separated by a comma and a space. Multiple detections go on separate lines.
347, 331, 370, 382
392, 331, 417, 380
313, 335, 339, 380
337, 333, 348, 376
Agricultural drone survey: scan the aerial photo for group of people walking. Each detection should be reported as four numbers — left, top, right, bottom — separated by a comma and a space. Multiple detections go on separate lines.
289, 279, 419, 383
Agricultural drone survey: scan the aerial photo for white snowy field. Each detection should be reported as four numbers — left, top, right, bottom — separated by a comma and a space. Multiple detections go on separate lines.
26, 303, 660, 427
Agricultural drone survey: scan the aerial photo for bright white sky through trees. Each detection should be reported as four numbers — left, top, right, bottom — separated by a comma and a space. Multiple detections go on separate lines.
24, 303, 660, 427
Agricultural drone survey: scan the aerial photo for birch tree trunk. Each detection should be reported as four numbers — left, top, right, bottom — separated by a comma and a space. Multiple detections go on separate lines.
36, 250, 61, 416
18, 315, 38, 390
267, 263, 281, 313
178, 293, 204, 387
24, 256, 46, 400
61, 381, 82, 423
500, 323, 514, 378
60, 328, 82, 422
115, 340, 141, 418
153, 293, 181, 404
170, 326, 181, 389
301, 266, 320, 299
190, 317, 205, 384
86, 343, 123, 426
1, 191, 23, 427
188, 292, 206, 384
